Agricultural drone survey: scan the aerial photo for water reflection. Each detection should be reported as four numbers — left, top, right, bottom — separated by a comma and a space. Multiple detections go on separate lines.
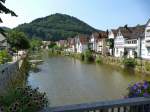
28, 56, 150, 107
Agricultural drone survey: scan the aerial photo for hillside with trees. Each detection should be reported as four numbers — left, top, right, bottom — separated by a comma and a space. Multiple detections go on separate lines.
15, 13, 98, 41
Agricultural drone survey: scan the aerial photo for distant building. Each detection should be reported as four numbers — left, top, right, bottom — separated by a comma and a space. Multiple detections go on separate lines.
97, 32, 108, 55
56, 40, 67, 48
114, 25, 145, 58
89, 32, 100, 52
108, 29, 117, 55
75, 35, 89, 53
65, 38, 76, 52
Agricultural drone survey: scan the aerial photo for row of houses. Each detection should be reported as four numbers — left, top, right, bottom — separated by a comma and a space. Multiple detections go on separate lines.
56, 19, 150, 60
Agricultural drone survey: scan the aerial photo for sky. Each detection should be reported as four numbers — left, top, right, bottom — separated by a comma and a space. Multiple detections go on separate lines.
0, 0, 150, 30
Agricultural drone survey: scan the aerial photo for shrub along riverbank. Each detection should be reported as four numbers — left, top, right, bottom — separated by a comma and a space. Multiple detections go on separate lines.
49, 50, 150, 75
0, 56, 48, 112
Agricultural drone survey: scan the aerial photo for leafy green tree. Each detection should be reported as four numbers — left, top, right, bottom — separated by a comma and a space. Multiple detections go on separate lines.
0, 0, 17, 22
48, 43, 56, 49
0, 0, 17, 33
30, 38, 42, 51
7, 31, 30, 50
0, 50, 12, 64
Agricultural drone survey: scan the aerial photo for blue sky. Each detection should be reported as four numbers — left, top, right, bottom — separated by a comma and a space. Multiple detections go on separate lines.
0, 0, 150, 30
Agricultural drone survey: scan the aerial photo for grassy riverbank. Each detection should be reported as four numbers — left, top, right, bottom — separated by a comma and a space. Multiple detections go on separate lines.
49, 50, 150, 75
0, 56, 48, 112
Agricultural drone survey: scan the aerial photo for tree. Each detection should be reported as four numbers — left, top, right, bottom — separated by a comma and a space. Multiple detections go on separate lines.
7, 30, 30, 50
0, 0, 17, 22
30, 38, 42, 51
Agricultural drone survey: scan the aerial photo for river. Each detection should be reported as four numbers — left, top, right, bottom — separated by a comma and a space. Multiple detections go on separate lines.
28, 56, 149, 107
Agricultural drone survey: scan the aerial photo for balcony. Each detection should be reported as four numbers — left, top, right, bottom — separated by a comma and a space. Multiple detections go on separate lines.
46, 97, 150, 112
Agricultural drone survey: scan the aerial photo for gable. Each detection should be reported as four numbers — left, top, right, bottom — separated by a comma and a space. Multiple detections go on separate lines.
108, 31, 115, 39
146, 19, 150, 28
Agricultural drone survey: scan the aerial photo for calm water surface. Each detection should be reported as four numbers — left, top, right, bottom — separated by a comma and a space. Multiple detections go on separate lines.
28, 56, 149, 107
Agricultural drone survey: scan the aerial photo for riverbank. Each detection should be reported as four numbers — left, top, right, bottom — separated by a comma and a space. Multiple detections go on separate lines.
48, 50, 150, 75
0, 55, 29, 94
0, 52, 49, 112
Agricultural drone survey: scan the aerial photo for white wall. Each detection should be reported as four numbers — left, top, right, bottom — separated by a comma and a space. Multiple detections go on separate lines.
108, 31, 115, 39
90, 35, 97, 52
114, 34, 125, 57
76, 43, 88, 53
141, 20, 150, 60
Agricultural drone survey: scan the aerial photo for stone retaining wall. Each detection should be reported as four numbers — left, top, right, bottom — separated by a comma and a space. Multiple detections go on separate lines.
97, 55, 150, 75
0, 59, 24, 92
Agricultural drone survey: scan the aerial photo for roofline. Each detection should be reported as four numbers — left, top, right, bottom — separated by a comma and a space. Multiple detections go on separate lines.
145, 19, 150, 27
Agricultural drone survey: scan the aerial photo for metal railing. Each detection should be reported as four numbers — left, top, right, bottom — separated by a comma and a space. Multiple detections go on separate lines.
47, 97, 150, 112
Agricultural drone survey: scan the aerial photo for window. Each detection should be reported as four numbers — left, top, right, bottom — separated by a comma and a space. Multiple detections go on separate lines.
116, 48, 118, 54
132, 40, 137, 44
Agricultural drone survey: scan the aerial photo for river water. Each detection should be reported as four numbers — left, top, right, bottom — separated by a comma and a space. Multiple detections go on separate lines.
28, 56, 149, 107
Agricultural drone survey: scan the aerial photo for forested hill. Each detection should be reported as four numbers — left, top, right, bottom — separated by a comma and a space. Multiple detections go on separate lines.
15, 13, 99, 41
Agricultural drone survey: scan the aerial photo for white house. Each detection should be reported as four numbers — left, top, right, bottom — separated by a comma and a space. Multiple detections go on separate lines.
75, 35, 89, 53
108, 30, 117, 55
89, 32, 99, 52
65, 38, 76, 52
114, 30, 125, 57
141, 19, 150, 59
114, 25, 145, 58
0, 33, 8, 50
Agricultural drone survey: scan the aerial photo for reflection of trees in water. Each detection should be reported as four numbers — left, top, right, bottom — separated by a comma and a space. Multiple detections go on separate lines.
30, 66, 42, 73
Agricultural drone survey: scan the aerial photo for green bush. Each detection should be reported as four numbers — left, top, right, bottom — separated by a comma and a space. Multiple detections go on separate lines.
84, 50, 94, 62
145, 62, 150, 71
0, 50, 12, 64
123, 58, 137, 68
95, 56, 102, 64
0, 86, 48, 112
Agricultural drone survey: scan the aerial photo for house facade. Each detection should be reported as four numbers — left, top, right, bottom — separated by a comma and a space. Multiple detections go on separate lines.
0, 33, 8, 50
108, 30, 117, 56
114, 30, 125, 57
97, 32, 108, 55
75, 35, 89, 53
114, 25, 145, 58
65, 38, 76, 52
89, 32, 100, 52
141, 19, 150, 59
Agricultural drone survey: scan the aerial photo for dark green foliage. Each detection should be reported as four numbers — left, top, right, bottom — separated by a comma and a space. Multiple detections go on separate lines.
84, 50, 94, 62
124, 49, 128, 58
0, 0, 17, 18
145, 62, 150, 71
48, 43, 57, 49
95, 56, 102, 64
0, 50, 12, 64
134, 51, 137, 58
30, 38, 42, 51
123, 58, 137, 68
7, 30, 30, 50
107, 38, 114, 48
15, 13, 98, 41
0, 86, 48, 112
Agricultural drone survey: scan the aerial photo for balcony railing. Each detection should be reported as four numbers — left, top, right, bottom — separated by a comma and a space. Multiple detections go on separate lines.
46, 97, 150, 112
